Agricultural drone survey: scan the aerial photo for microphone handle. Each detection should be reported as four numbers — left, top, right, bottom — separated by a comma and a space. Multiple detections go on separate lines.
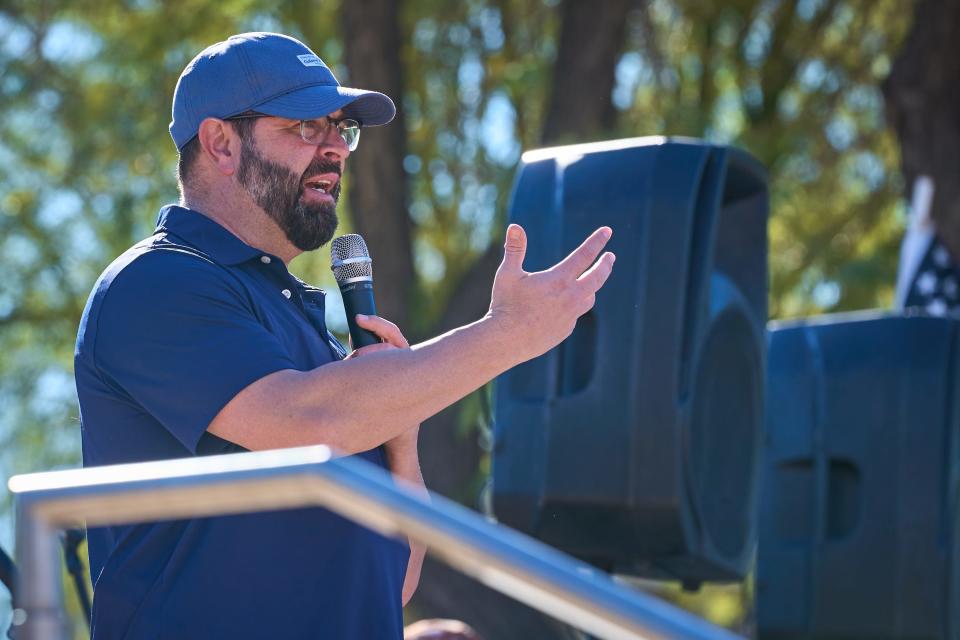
339, 280, 380, 349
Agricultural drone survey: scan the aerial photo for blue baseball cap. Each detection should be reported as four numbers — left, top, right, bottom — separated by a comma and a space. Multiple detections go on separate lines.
169, 32, 396, 150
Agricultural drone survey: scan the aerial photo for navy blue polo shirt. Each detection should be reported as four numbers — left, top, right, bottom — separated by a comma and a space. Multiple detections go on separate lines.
74, 205, 408, 639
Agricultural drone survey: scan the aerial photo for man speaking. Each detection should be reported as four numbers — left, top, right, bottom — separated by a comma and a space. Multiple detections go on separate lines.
74, 32, 615, 639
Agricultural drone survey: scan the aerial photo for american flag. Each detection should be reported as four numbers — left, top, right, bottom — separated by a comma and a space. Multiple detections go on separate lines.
895, 176, 959, 316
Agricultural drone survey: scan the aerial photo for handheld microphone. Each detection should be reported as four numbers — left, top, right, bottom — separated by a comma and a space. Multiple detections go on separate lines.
331, 234, 380, 349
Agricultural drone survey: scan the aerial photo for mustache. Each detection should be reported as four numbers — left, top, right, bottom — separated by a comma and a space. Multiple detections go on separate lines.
298, 158, 343, 204
301, 158, 342, 182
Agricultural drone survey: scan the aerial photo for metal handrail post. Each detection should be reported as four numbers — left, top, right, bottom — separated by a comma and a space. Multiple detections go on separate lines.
9, 446, 743, 640
14, 498, 67, 640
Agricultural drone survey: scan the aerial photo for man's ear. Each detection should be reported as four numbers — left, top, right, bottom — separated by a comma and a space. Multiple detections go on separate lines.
197, 118, 242, 176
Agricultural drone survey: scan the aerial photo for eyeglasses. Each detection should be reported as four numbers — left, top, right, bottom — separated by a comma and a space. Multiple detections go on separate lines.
226, 112, 361, 151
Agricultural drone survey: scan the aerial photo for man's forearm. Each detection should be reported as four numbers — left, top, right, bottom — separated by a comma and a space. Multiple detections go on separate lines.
211, 314, 518, 454
315, 314, 517, 452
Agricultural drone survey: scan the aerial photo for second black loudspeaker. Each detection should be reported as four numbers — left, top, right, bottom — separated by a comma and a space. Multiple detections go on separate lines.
757, 313, 960, 639
492, 137, 768, 583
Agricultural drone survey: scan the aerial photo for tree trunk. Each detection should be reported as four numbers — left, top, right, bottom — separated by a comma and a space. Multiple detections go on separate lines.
342, 0, 415, 329
341, 0, 637, 636
883, 0, 960, 257
541, 0, 635, 145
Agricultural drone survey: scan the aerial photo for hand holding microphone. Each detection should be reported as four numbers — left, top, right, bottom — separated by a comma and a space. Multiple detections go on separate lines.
331, 234, 418, 458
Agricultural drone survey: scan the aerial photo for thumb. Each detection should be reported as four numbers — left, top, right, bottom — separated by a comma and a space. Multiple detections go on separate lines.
500, 224, 527, 273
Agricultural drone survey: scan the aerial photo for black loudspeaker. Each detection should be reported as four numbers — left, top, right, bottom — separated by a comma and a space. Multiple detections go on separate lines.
757, 313, 960, 639
492, 138, 768, 583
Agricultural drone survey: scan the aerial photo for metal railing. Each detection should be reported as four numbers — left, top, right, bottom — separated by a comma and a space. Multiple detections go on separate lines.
8, 446, 742, 640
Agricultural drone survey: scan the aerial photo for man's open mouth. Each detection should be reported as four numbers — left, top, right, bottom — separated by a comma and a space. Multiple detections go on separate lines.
304, 177, 336, 194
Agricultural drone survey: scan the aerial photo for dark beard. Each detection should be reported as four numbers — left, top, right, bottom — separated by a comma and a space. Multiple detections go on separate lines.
236, 136, 341, 251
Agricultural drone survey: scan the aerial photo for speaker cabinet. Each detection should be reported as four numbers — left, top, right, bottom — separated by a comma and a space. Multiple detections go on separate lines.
757, 313, 960, 639
492, 138, 768, 583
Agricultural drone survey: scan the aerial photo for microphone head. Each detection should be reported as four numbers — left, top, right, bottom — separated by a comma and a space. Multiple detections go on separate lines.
330, 234, 373, 283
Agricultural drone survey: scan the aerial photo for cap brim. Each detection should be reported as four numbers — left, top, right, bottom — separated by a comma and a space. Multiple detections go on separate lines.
252, 85, 396, 127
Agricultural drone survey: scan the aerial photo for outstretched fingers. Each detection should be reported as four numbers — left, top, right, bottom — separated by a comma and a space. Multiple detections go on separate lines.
576, 251, 616, 293
554, 227, 613, 278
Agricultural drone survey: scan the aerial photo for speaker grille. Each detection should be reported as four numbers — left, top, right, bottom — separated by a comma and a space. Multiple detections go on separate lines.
688, 307, 762, 559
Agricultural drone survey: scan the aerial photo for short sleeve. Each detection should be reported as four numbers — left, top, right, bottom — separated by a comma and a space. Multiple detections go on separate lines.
90, 249, 296, 452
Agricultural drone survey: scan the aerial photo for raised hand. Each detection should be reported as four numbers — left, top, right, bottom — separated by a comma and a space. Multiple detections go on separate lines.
488, 223, 615, 363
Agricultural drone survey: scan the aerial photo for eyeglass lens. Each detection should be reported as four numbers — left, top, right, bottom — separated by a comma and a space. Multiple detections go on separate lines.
301, 118, 360, 151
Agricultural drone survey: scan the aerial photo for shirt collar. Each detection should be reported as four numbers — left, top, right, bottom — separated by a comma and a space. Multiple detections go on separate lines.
155, 205, 264, 266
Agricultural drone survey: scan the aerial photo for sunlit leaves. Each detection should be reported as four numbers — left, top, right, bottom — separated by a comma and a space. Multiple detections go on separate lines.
615, 0, 911, 318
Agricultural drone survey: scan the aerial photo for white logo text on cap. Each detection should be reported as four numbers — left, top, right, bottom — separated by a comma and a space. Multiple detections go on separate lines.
297, 54, 324, 67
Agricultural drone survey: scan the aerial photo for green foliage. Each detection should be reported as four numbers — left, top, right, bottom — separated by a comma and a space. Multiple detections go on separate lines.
401, 0, 562, 329
617, 0, 911, 318
646, 578, 753, 631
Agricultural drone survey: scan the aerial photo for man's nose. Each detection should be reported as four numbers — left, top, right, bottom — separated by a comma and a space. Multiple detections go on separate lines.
316, 129, 349, 163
